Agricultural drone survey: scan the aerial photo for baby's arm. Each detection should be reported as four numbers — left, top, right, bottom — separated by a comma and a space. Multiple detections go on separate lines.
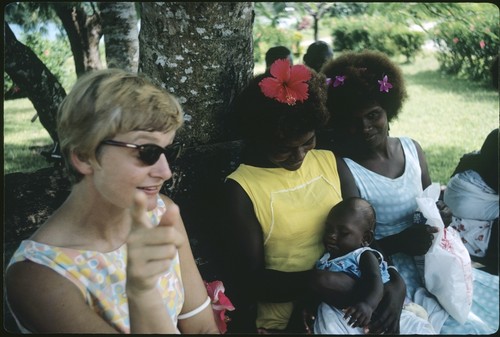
343, 250, 384, 329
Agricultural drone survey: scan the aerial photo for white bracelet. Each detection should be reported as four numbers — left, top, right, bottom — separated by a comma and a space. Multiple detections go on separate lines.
177, 296, 211, 320
387, 265, 399, 272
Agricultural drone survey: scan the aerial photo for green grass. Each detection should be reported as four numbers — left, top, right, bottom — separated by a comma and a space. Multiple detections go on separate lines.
3, 99, 53, 174
391, 51, 498, 184
3, 52, 498, 183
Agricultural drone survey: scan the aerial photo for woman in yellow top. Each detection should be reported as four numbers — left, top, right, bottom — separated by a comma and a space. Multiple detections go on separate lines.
222, 59, 407, 333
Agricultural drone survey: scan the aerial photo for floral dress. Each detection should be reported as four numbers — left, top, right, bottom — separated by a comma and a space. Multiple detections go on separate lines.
7, 195, 185, 333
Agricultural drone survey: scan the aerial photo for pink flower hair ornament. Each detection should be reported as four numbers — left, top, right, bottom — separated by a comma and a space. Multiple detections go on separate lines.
378, 75, 393, 93
204, 280, 235, 334
326, 75, 345, 87
259, 58, 311, 106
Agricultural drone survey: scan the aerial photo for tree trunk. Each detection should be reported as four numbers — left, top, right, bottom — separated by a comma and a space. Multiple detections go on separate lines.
99, 2, 139, 73
53, 3, 103, 77
313, 15, 319, 41
139, 2, 254, 146
4, 22, 64, 148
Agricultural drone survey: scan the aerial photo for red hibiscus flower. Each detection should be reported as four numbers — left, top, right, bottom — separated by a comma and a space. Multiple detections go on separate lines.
204, 280, 235, 334
259, 58, 311, 106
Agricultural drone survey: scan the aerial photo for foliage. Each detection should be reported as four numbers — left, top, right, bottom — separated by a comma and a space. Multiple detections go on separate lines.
331, 15, 425, 61
253, 23, 303, 63
328, 2, 370, 18
431, 6, 499, 83
4, 30, 74, 95
393, 30, 426, 63
253, 2, 290, 28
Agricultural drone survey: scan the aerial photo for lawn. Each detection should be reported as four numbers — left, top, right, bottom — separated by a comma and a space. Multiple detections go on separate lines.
392, 51, 498, 184
3, 51, 499, 186
3, 98, 54, 174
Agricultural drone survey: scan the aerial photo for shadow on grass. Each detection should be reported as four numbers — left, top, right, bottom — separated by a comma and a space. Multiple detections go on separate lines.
4, 142, 54, 175
423, 143, 476, 184
405, 70, 496, 103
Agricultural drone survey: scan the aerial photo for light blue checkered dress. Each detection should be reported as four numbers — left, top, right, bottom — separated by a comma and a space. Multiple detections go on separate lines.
344, 137, 498, 334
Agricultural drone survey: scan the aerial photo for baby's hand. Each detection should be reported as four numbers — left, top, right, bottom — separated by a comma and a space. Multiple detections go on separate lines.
126, 191, 184, 294
343, 302, 373, 329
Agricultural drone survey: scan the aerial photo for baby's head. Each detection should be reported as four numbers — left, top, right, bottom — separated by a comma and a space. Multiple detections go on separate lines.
323, 197, 376, 257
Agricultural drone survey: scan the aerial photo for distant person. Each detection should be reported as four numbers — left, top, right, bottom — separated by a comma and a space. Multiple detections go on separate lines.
313, 197, 435, 334
490, 54, 498, 90
444, 128, 498, 263
265, 46, 293, 69
303, 41, 333, 72
443, 55, 499, 268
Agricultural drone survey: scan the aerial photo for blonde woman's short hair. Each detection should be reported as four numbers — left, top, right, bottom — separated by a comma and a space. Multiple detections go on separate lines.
57, 68, 184, 184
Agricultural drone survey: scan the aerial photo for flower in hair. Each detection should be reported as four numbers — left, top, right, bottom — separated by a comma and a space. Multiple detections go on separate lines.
326, 75, 345, 88
259, 59, 311, 105
378, 75, 393, 93
333, 75, 345, 87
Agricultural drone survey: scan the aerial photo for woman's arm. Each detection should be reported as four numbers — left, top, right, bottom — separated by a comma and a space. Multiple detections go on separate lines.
308, 269, 358, 309
223, 179, 310, 303
412, 139, 431, 190
336, 156, 359, 198
6, 261, 119, 333
159, 195, 219, 334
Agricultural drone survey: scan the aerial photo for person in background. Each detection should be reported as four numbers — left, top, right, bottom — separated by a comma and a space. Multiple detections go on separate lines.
221, 58, 407, 334
442, 55, 499, 271
5, 69, 219, 334
303, 40, 334, 73
444, 128, 498, 270
313, 197, 435, 334
265, 45, 293, 70
320, 49, 499, 334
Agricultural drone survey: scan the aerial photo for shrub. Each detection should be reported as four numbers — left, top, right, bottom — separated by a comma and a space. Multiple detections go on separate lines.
253, 24, 299, 64
4, 31, 73, 96
431, 9, 499, 83
331, 15, 425, 61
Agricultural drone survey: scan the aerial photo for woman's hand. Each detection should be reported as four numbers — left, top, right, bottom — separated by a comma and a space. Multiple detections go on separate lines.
436, 200, 453, 227
126, 191, 184, 295
396, 224, 438, 256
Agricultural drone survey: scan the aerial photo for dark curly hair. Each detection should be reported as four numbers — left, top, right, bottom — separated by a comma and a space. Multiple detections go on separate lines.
232, 67, 329, 145
321, 50, 407, 131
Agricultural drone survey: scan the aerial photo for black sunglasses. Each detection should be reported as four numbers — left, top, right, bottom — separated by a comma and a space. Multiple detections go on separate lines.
100, 140, 182, 166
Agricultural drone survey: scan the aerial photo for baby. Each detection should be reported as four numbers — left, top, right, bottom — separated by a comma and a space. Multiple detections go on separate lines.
314, 197, 388, 333
313, 197, 435, 334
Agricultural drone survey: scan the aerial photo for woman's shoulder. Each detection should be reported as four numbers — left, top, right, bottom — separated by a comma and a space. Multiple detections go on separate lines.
309, 148, 337, 161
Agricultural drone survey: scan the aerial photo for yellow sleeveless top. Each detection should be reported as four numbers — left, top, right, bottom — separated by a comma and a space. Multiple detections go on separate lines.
227, 149, 342, 329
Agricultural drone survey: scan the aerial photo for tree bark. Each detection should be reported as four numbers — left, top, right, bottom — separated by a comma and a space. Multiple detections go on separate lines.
4, 22, 64, 147
99, 2, 139, 73
139, 2, 254, 146
53, 3, 103, 77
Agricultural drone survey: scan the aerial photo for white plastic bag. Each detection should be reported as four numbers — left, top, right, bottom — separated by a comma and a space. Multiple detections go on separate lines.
415, 183, 473, 324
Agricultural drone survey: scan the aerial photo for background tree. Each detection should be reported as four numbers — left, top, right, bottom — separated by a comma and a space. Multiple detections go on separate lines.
99, 2, 139, 72
253, 2, 290, 28
4, 22, 65, 157
139, 2, 254, 146
300, 2, 335, 41
5, 2, 104, 77
4, 2, 136, 158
